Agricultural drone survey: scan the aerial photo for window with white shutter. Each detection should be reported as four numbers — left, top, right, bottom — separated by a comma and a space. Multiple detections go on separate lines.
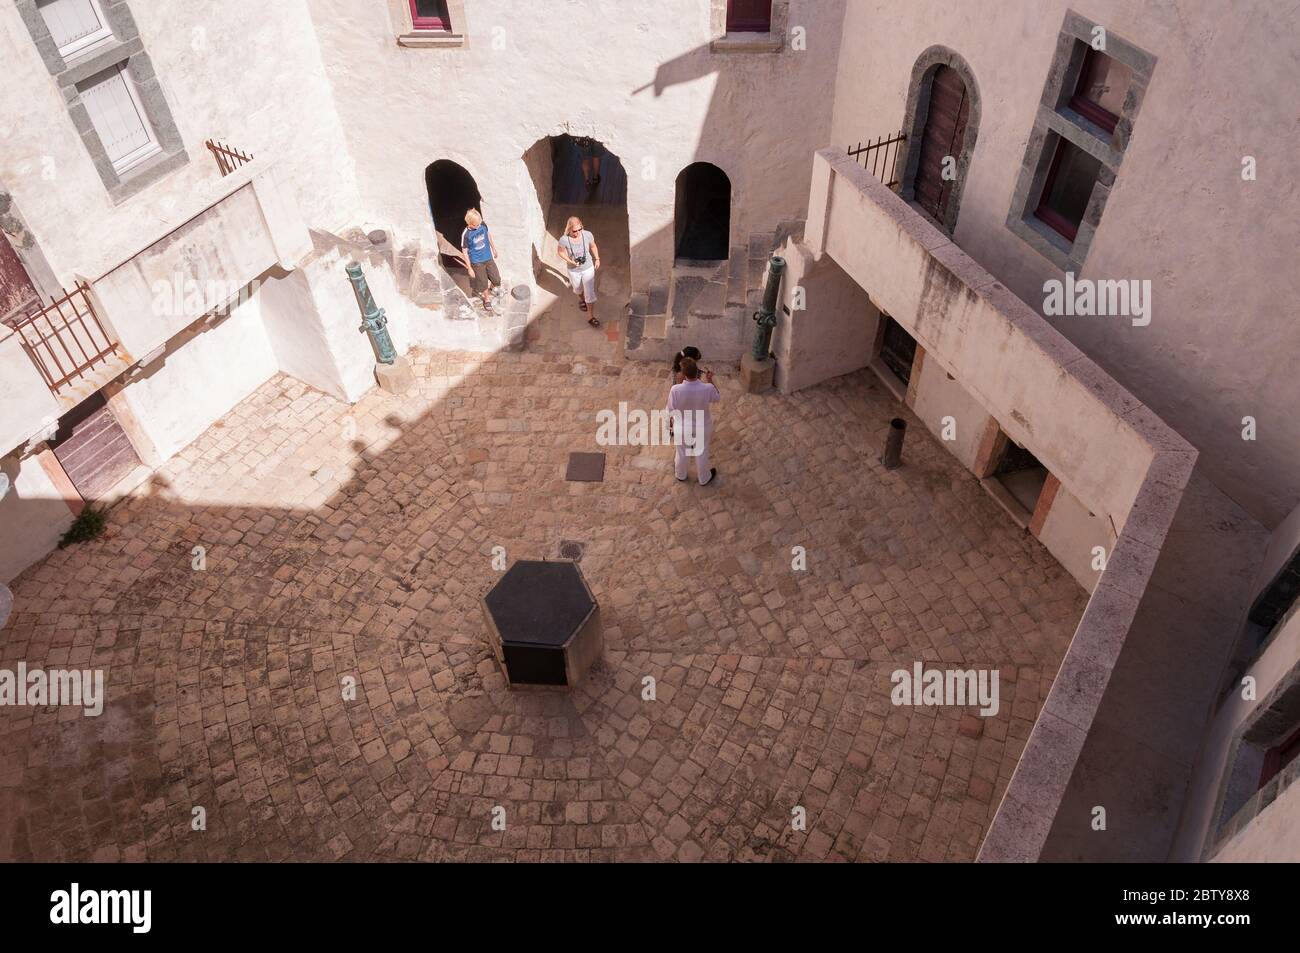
36, 0, 114, 59
78, 63, 162, 175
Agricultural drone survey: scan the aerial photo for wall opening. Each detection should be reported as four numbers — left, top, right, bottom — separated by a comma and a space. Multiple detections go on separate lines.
425, 159, 483, 267
990, 434, 1048, 517
877, 314, 917, 385
674, 162, 731, 262
520, 134, 630, 339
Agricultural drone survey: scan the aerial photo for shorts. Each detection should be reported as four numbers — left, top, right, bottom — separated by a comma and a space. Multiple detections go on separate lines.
469, 258, 501, 294
568, 266, 597, 301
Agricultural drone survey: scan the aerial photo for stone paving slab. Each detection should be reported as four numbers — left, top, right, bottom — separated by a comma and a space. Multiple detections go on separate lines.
0, 349, 1084, 861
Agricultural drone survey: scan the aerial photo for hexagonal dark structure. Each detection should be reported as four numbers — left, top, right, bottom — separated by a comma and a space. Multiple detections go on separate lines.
481, 560, 603, 688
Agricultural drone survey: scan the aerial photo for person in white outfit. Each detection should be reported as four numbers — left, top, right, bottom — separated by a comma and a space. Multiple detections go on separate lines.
666, 357, 720, 485
558, 215, 602, 328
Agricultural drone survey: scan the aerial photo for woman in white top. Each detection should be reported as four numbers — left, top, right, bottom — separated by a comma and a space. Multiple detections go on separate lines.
558, 216, 602, 328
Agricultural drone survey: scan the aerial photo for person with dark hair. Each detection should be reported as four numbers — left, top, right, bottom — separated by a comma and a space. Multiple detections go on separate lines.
671, 346, 702, 384
666, 356, 720, 486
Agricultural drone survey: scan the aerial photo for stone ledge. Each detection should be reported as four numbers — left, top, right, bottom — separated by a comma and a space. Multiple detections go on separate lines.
710, 33, 783, 53
397, 31, 466, 48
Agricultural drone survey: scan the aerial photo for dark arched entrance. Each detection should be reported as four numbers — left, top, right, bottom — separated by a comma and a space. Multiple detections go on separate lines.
425, 159, 483, 262
674, 162, 731, 262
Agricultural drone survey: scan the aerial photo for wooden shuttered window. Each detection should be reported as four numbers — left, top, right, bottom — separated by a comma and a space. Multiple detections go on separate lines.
78, 63, 162, 175
36, 0, 114, 58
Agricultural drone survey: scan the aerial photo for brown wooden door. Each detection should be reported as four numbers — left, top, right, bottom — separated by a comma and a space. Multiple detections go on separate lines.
913, 66, 970, 228
49, 392, 142, 501
1, 231, 39, 328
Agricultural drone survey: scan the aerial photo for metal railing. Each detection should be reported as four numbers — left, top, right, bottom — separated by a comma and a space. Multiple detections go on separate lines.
11, 282, 120, 394
848, 132, 906, 190
205, 138, 254, 177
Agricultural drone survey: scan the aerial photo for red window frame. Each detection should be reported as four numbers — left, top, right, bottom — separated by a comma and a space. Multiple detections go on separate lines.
1069, 48, 1121, 133
727, 0, 773, 33
409, 0, 450, 31
1260, 724, 1300, 789
1033, 141, 1081, 242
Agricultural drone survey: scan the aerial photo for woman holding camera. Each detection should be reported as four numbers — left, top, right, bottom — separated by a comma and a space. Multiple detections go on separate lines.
558, 216, 602, 328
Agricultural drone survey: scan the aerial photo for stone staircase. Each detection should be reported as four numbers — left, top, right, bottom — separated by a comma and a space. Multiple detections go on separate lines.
626, 218, 804, 363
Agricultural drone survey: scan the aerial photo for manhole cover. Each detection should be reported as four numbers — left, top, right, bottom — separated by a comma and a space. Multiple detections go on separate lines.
565, 452, 606, 482
559, 540, 584, 561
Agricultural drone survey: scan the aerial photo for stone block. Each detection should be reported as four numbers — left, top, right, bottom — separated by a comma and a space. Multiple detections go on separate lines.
740, 352, 775, 393
375, 356, 414, 394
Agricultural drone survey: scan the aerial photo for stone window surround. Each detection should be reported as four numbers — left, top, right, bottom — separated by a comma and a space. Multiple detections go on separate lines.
897, 46, 982, 235
710, 0, 789, 53
15, 0, 187, 204
1206, 660, 1300, 858
388, 0, 468, 48
1006, 10, 1155, 271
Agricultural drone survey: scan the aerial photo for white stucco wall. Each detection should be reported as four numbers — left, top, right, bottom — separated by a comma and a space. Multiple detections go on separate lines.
306, 0, 847, 304
0, 450, 73, 584
0, 0, 360, 285
909, 350, 987, 472
773, 242, 874, 393
114, 295, 277, 462
1038, 481, 1111, 592
0, 331, 61, 457
828, 0, 1299, 528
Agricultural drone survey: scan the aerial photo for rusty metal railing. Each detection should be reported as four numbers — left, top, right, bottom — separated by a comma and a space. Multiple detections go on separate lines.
848, 132, 906, 190
205, 138, 254, 177
11, 282, 120, 394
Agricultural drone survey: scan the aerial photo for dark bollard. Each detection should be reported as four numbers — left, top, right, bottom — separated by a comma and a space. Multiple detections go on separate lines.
882, 418, 906, 469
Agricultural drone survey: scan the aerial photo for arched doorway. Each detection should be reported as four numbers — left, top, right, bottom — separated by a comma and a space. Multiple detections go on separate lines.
519, 133, 631, 355
900, 48, 981, 234
425, 159, 483, 264
674, 162, 731, 262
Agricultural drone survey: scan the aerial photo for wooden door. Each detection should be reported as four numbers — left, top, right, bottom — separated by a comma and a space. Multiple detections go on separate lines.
913, 66, 970, 228
49, 392, 142, 501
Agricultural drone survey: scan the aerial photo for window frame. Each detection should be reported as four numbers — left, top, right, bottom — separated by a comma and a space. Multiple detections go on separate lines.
36, 0, 115, 59
1033, 139, 1090, 242
1068, 47, 1124, 134
408, 0, 451, 31
726, 0, 773, 33
80, 61, 163, 176
1260, 724, 1300, 790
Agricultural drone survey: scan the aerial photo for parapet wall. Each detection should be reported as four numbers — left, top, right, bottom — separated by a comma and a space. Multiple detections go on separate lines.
800, 148, 1198, 860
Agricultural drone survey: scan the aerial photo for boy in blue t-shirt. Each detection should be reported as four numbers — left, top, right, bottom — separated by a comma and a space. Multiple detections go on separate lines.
460, 209, 502, 311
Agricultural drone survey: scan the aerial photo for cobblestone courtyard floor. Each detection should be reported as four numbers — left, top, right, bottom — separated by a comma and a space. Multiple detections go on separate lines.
0, 349, 1085, 861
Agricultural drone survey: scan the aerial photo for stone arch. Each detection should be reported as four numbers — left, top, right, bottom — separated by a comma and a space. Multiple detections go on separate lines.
424, 159, 483, 260
898, 45, 982, 235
